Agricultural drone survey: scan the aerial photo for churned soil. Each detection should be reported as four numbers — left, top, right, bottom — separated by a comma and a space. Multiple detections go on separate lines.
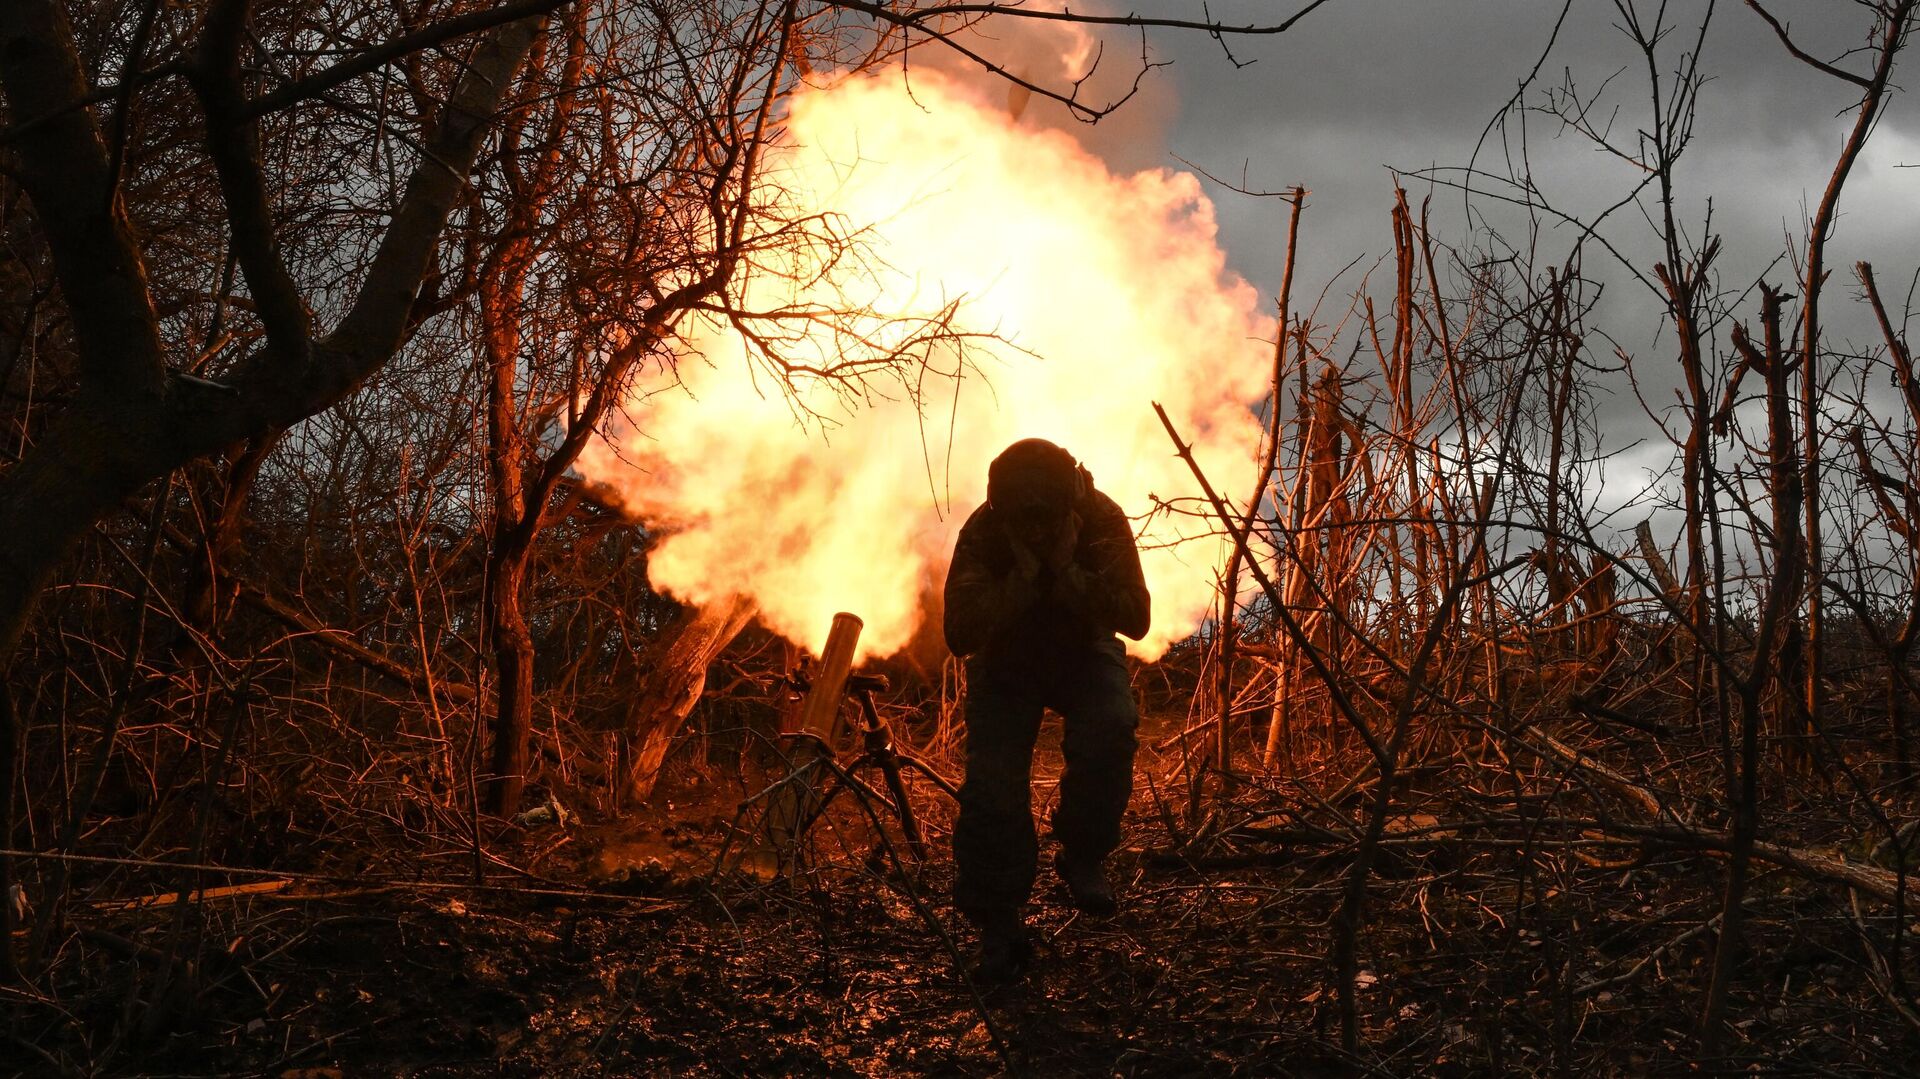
14, 710, 1919, 1077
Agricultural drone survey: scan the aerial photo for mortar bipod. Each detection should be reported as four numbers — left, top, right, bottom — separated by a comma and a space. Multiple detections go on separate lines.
779, 668, 959, 866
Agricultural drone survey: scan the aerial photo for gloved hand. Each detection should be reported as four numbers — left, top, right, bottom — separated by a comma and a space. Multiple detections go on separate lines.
1009, 537, 1042, 583
1043, 509, 1082, 572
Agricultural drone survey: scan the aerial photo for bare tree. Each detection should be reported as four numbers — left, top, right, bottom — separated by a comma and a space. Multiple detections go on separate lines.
0, 0, 1335, 991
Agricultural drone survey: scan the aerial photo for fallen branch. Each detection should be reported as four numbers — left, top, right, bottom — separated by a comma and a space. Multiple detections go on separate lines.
1527, 729, 1671, 822
1574, 909, 1726, 997
1511, 722, 1920, 905
101, 878, 291, 911
234, 579, 477, 703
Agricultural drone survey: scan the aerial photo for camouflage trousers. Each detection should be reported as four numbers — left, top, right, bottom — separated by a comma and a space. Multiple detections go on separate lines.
951, 637, 1139, 925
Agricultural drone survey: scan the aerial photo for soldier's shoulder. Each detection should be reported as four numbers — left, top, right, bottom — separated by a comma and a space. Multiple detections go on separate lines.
954, 502, 998, 545
1084, 488, 1130, 524
958, 501, 994, 530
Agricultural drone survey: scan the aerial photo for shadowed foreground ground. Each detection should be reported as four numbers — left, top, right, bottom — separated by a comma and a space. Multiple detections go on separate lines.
13, 714, 1919, 1077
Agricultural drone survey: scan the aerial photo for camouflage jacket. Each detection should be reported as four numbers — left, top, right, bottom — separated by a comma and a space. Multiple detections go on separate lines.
942, 489, 1151, 660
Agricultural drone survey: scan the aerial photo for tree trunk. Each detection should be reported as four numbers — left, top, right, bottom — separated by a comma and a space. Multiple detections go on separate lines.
485, 546, 537, 815
619, 597, 755, 804
473, 10, 589, 815
185, 433, 280, 634
0, 7, 545, 661
1702, 287, 1798, 1052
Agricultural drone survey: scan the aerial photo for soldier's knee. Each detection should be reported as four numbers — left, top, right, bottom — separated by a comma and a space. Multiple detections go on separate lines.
960, 778, 1027, 820
960, 751, 1033, 817
1062, 717, 1136, 779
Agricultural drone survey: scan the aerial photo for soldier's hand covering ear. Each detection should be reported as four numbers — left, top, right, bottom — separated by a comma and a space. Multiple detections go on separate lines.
1010, 534, 1043, 582
1044, 509, 1082, 572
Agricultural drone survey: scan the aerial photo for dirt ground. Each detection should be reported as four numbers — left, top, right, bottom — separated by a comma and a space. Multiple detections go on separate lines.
10, 707, 1920, 1077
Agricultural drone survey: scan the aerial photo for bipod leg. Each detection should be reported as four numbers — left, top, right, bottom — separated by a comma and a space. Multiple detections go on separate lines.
893, 752, 961, 801
873, 749, 930, 863
819, 751, 923, 871
760, 751, 846, 876
727, 752, 841, 879
790, 755, 915, 876
823, 754, 893, 808
788, 758, 854, 850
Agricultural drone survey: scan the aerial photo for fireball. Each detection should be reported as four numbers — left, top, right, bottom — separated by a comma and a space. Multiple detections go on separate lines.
580, 62, 1272, 662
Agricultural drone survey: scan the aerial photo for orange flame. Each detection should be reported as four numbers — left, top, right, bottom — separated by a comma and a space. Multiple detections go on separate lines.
580, 64, 1271, 663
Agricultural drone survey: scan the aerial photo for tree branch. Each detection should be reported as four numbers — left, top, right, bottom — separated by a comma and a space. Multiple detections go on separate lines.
0, 0, 168, 398
245, 0, 577, 118
829, 0, 1332, 36
268, 14, 548, 422
190, 0, 313, 357
1744, 0, 1875, 88
234, 577, 476, 703
826, 0, 1330, 121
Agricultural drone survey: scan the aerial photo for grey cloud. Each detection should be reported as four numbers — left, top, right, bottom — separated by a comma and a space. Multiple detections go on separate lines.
913, 0, 1916, 451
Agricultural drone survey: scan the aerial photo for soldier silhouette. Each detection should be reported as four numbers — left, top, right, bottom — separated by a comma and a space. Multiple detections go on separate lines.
943, 438, 1150, 982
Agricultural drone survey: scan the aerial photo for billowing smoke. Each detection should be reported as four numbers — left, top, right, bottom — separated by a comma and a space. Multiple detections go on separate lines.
579, 61, 1271, 662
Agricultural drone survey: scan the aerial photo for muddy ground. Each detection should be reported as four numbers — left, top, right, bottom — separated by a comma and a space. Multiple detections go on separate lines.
9, 708, 1919, 1077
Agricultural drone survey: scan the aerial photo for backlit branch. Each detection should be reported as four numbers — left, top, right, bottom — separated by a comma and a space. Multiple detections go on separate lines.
245, 0, 579, 117
826, 0, 1331, 120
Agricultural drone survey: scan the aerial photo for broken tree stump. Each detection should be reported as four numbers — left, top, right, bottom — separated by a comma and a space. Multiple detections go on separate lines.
618, 595, 756, 805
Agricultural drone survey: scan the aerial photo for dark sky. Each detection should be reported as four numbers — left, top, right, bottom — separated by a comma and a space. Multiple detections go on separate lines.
1143, 0, 1917, 327
948, 0, 1919, 522
975, 1, 1917, 326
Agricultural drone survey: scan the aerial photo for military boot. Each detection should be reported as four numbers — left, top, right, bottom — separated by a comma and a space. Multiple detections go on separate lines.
971, 913, 1034, 984
1055, 850, 1118, 915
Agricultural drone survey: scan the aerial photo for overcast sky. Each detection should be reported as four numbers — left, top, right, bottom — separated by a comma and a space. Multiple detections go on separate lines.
1145, 1, 1918, 323
941, 0, 1920, 530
